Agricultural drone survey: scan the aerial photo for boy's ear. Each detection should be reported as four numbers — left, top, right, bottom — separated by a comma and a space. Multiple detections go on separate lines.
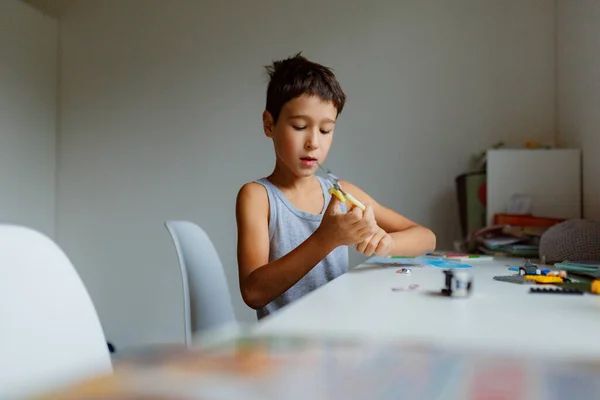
263, 110, 274, 138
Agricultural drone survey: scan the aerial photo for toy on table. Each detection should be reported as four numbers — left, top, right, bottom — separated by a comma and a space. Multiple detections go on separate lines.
507, 259, 568, 277
318, 163, 366, 211
497, 260, 541, 284
493, 275, 534, 285
496, 259, 567, 285
511, 259, 540, 275
529, 287, 583, 295
557, 271, 600, 294
396, 268, 412, 275
544, 270, 568, 278
524, 275, 563, 284
441, 270, 472, 298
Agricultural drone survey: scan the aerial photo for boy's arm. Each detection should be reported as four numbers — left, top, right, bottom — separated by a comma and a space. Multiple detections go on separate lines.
235, 183, 335, 310
339, 180, 436, 256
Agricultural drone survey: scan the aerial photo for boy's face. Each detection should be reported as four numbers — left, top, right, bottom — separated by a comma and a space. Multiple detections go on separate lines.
263, 94, 337, 178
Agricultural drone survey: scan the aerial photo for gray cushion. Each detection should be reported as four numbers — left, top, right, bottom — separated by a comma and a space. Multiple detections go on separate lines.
539, 219, 600, 263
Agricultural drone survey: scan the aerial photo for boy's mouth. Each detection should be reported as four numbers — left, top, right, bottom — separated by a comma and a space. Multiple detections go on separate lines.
300, 157, 317, 167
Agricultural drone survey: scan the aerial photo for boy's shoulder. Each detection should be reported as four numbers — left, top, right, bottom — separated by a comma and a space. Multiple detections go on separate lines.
236, 181, 271, 227
238, 180, 266, 196
236, 181, 269, 209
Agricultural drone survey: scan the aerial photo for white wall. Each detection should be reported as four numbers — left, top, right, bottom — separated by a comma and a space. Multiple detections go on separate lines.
557, 0, 600, 219
58, 0, 556, 349
0, 0, 57, 238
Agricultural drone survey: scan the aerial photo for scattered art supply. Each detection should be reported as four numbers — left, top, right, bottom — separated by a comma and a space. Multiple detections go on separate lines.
529, 287, 583, 295
426, 252, 494, 261
559, 281, 600, 294
391, 263, 423, 268
391, 284, 419, 292
423, 259, 472, 269
554, 261, 600, 274
441, 270, 472, 298
510, 259, 541, 276
375, 262, 424, 267
545, 270, 567, 278
508, 266, 566, 277
368, 256, 417, 265
493, 275, 534, 285
524, 275, 563, 284
591, 280, 600, 294
368, 256, 471, 268
396, 268, 412, 275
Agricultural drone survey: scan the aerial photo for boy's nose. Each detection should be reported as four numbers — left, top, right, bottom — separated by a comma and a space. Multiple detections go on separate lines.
305, 130, 319, 149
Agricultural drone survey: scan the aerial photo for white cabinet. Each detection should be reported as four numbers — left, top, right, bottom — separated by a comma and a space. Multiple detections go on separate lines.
486, 149, 582, 225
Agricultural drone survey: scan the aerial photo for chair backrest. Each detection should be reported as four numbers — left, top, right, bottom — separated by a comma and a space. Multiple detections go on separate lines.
165, 221, 236, 346
0, 225, 112, 398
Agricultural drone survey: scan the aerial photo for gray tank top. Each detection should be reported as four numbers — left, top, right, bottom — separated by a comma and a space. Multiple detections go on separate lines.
253, 176, 349, 319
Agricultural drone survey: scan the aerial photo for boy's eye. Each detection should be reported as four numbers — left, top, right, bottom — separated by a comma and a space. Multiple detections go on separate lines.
320, 129, 332, 134
292, 125, 306, 131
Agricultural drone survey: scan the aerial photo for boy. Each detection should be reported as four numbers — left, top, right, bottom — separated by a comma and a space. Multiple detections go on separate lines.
236, 53, 436, 319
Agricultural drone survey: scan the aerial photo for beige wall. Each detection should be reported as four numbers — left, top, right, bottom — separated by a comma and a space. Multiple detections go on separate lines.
1, 0, 57, 239
557, 0, 600, 219
19, 0, 61, 18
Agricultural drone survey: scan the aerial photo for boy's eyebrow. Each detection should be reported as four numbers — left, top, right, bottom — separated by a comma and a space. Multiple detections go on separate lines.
288, 114, 336, 124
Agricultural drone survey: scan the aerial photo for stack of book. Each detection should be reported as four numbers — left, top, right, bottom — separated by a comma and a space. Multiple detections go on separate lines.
473, 225, 546, 258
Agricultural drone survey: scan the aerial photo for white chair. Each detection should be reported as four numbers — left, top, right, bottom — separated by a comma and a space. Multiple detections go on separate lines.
165, 221, 237, 346
0, 225, 112, 398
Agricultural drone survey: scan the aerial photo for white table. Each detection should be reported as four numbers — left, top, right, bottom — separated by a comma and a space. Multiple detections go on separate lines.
254, 258, 600, 360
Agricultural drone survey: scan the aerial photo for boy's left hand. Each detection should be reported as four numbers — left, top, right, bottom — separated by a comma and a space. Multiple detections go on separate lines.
356, 227, 392, 256
354, 205, 392, 256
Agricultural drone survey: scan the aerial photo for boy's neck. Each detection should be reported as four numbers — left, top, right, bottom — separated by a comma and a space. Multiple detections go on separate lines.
268, 164, 317, 191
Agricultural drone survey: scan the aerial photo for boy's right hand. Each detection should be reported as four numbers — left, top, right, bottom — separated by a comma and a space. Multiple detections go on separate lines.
315, 195, 378, 249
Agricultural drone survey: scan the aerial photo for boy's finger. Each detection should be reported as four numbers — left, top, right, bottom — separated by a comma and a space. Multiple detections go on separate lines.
347, 206, 363, 223
357, 226, 375, 240
365, 230, 384, 256
363, 204, 375, 220
326, 194, 342, 215
375, 234, 392, 255
356, 236, 372, 253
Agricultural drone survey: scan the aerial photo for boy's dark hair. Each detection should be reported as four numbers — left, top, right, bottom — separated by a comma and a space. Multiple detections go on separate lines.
265, 52, 346, 123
